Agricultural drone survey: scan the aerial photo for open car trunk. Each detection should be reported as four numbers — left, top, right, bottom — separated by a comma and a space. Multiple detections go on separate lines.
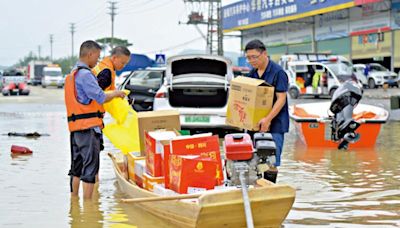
167, 56, 230, 108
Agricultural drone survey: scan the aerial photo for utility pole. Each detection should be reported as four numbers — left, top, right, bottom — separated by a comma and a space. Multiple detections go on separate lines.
70, 23, 76, 58
108, 1, 118, 49
38, 45, 41, 59
183, 0, 223, 56
49, 34, 54, 61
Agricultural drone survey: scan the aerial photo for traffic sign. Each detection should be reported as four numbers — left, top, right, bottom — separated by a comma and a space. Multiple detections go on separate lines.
155, 54, 166, 65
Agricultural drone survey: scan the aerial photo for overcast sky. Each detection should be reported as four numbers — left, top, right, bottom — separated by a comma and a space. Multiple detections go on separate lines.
0, 0, 240, 66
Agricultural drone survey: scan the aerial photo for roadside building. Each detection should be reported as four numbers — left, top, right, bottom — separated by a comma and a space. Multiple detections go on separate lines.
222, 0, 400, 73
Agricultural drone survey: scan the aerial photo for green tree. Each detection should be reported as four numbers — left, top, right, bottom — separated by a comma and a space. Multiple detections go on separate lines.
14, 52, 50, 68
96, 37, 132, 53
54, 56, 78, 74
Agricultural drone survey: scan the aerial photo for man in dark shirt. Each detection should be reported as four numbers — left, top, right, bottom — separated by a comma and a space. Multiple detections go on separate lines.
245, 39, 289, 183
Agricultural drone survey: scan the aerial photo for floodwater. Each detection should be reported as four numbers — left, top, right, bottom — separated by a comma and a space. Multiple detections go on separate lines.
1, 89, 399, 227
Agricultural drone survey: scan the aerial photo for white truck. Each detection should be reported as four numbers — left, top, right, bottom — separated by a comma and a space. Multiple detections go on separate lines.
41, 65, 64, 88
27, 60, 52, 85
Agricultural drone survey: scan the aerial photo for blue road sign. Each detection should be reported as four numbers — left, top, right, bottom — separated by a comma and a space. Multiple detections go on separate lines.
155, 54, 166, 65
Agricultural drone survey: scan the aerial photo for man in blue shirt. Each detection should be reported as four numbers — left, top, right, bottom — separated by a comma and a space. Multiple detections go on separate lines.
66, 40, 126, 199
245, 39, 289, 183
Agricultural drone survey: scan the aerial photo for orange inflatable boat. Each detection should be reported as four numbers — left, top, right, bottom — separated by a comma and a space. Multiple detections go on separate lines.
289, 102, 389, 148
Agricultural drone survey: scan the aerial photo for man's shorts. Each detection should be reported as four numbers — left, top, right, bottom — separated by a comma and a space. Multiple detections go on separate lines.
68, 129, 101, 184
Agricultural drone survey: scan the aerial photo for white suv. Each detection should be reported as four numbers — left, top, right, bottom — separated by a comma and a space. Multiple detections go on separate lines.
153, 54, 234, 131
353, 63, 399, 88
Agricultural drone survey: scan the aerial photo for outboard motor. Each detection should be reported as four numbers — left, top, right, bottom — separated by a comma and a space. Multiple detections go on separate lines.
329, 81, 363, 149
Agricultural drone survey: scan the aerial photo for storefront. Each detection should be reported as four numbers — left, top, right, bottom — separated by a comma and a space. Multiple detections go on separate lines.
222, 0, 399, 70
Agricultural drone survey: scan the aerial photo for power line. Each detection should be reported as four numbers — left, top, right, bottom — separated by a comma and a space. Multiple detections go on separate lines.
121, 0, 173, 15
144, 36, 203, 54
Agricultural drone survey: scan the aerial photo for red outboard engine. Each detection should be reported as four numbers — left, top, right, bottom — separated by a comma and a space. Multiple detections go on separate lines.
225, 133, 254, 161
224, 133, 255, 186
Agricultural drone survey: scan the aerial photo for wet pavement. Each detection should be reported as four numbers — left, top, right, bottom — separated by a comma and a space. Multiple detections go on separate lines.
0, 86, 399, 227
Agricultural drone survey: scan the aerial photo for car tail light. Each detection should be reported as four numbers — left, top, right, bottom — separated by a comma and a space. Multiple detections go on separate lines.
155, 91, 167, 98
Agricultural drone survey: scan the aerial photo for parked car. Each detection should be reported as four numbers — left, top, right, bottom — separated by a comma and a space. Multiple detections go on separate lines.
153, 54, 234, 131
2, 69, 30, 96
119, 67, 165, 112
353, 63, 399, 88
116, 71, 132, 88
232, 66, 250, 77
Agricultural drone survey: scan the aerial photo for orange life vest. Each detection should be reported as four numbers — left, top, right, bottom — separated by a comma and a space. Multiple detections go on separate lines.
92, 56, 116, 91
64, 67, 105, 132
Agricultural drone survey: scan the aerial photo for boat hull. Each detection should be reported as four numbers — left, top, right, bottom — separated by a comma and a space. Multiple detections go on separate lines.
109, 154, 296, 227
294, 120, 382, 148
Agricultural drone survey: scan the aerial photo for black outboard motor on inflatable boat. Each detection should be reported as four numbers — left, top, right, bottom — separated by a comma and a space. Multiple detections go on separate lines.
330, 81, 363, 150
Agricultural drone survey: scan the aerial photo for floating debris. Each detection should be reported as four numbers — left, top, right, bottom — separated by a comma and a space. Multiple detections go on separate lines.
11, 145, 33, 154
5, 132, 50, 137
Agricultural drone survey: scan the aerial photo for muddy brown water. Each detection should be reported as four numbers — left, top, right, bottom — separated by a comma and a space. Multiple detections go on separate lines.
1, 93, 399, 227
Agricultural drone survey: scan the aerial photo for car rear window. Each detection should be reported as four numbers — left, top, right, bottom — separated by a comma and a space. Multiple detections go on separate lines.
171, 58, 227, 76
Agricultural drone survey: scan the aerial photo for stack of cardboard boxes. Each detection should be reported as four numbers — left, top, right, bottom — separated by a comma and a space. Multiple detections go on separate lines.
144, 131, 223, 194
126, 110, 180, 189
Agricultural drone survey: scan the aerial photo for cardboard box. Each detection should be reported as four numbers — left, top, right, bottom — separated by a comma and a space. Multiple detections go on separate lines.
153, 184, 178, 196
145, 131, 177, 177
137, 110, 181, 156
127, 151, 145, 182
226, 76, 274, 131
169, 155, 218, 194
134, 159, 146, 188
115, 153, 128, 179
168, 134, 223, 187
143, 173, 165, 192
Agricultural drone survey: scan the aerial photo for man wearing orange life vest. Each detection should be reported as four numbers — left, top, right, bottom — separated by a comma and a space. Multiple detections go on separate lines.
65, 40, 126, 199
92, 46, 131, 91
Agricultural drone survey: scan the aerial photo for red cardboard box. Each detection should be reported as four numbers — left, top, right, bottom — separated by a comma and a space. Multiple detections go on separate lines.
169, 155, 218, 194
167, 135, 223, 187
145, 131, 177, 177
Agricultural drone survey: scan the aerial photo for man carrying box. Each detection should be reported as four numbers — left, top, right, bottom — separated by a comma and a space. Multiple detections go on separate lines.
244, 39, 289, 183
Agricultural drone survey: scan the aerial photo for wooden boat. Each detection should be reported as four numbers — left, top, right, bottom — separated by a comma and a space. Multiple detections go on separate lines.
108, 153, 296, 228
289, 102, 389, 148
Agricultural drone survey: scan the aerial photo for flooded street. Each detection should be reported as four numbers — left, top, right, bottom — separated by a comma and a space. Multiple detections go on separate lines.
1, 87, 400, 227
